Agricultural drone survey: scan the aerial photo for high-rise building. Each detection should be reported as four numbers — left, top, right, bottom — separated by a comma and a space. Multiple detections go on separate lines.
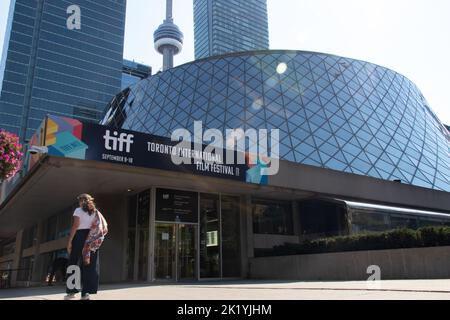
122, 59, 152, 90
0, 0, 127, 141
193, 0, 269, 59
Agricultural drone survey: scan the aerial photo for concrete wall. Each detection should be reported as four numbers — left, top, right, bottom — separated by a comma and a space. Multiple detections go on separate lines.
96, 194, 128, 283
249, 246, 450, 281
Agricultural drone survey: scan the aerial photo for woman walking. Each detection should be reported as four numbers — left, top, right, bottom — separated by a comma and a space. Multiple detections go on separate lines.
65, 194, 108, 300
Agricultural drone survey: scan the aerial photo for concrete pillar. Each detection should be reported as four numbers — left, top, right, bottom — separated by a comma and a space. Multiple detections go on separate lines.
240, 195, 253, 278
10, 229, 24, 287
30, 220, 45, 283
148, 187, 156, 282
292, 201, 301, 242
96, 194, 128, 283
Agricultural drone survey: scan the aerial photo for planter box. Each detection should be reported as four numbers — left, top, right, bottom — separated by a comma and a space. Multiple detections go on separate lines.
249, 246, 450, 281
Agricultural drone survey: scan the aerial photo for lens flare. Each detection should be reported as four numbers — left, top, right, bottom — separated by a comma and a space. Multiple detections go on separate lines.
276, 62, 288, 75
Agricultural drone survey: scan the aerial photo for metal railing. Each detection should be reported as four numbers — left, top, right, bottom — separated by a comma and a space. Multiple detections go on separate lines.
0, 268, 33, 289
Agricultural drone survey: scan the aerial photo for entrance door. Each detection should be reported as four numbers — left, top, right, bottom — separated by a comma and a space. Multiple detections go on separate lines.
154, 224, 175, 280
154, 224, 197, 281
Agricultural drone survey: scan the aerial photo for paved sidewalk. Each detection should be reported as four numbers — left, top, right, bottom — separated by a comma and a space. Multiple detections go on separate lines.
1, 280, 450, 300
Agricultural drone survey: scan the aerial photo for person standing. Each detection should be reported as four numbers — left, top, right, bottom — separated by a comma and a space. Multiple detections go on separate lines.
64, 194, 108, 300
48, 253, 68, 286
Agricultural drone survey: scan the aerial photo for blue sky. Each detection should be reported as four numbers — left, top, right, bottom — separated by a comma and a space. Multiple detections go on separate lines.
1, 0, 449, 124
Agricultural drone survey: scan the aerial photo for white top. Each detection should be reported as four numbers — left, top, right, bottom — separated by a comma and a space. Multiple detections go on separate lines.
73, 207, 96, 230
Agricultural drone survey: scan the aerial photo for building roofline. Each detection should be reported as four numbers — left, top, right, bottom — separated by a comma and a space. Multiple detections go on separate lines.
173, 49, 400, 76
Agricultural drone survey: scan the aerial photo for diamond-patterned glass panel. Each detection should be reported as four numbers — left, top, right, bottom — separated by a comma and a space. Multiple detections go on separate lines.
101, 51, 450, 192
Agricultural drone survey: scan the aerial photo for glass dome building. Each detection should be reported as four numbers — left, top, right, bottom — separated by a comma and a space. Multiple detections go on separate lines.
2, 51, 450, 285
103, 50, 450, 192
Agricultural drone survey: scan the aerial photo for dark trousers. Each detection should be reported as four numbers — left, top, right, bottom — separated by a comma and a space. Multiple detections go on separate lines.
66, 229, 99, 296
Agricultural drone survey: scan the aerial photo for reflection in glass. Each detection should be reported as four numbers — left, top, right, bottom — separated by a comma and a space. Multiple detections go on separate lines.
126, 230, 135, 280
221, 196, 241, 278
252, 199, 293, 235
138, 229, 148, 281
351, 211, 390, 233
127, 190, 150, 281
155, 224, 176, 280
200, 194, 220, 278
101, 52, 450, 192
137, 191, 150, 280
178, 225, 197, 280
126, 195, 137, 280
350, 208, 450, 234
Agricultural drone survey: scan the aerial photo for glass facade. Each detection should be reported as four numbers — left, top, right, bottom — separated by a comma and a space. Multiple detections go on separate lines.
193, 0, 269, 59
199, 193, 220, 278
0, 0, 126, 141
102, 50, 450, 192
126, 189, 241, 281
347, 201, 450, 234
253, 199, 293, 235
122, 59, 152, 90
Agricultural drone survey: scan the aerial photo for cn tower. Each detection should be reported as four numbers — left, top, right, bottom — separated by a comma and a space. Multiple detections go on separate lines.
153, 0, 184, 71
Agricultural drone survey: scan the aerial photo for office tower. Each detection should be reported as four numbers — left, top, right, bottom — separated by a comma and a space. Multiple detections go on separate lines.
0, 0, 126, 141
122, 59, 152, 90
154, 0, 184, 71
193, 0, 269, 59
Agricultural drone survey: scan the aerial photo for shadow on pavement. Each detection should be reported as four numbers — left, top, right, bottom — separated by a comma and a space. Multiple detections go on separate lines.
0, 280, 305, 299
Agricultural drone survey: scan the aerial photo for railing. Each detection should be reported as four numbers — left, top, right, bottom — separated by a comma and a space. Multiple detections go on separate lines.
0, 268, 33, 289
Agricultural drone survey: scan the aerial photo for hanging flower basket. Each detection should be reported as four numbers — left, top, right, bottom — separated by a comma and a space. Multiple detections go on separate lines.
0, 130, 24, 181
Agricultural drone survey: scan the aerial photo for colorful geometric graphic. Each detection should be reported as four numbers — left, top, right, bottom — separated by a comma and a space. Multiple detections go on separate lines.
25, 115, 268, 185
45, 115, 88, 160
245, 153, 269, 185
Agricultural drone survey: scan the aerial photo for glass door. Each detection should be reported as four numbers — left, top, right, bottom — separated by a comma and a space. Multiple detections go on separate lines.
199, 194, 221, 278
127, 191, 150, 281
178, 224, 197, 280
154, 224, 176, 280
154, 224, 197, 281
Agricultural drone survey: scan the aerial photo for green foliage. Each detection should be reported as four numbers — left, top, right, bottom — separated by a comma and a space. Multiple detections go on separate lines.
271, 226, 450, 256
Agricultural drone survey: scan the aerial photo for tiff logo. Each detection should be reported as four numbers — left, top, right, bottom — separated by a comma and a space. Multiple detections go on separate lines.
103, 130, 134, 153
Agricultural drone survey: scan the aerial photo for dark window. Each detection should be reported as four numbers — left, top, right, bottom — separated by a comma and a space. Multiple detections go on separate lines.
56, 210, 72, 239
221, 196, 241, 277
200, 194, 221, 278
0, 238, 16, 256
17, 257, 33, 281
22, 225, 37, 249
252, 199, 293, 235
43, 215, 57, 242
299, 200, 348, 238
